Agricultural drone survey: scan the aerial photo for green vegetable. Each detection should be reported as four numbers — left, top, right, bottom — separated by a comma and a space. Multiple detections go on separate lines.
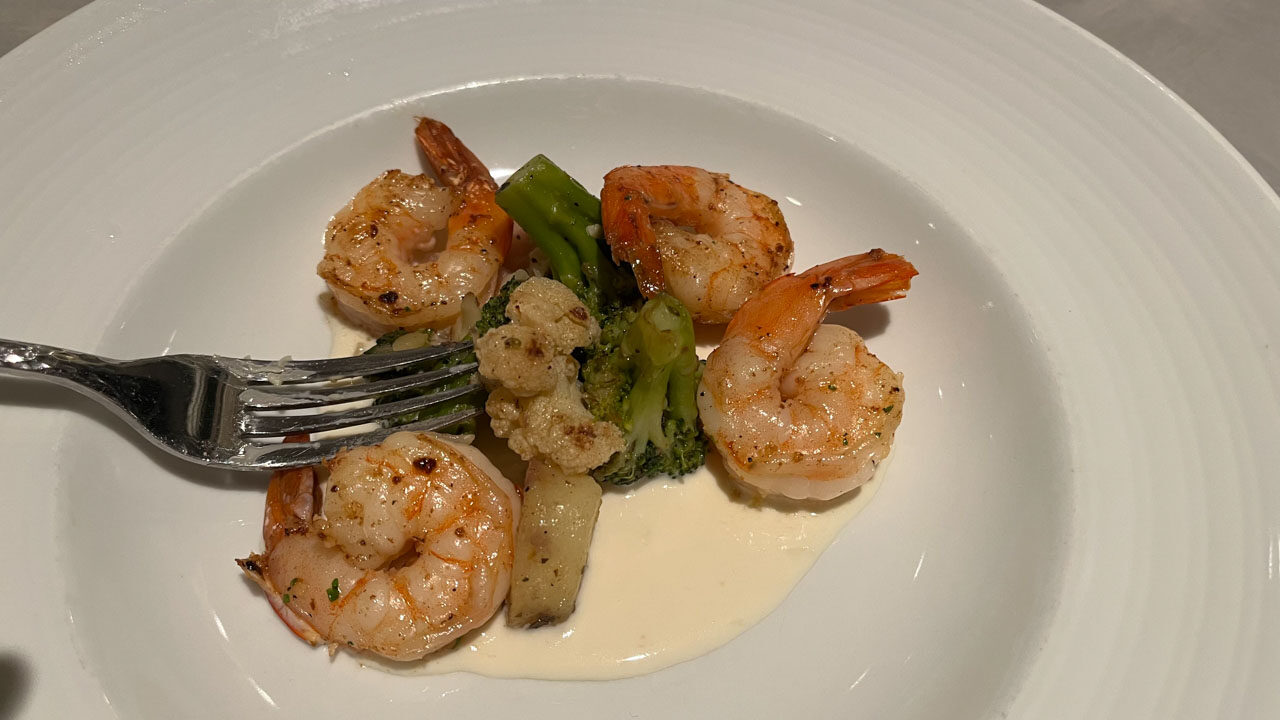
582, 294, 706, 485
482, 157, 707, 485
363, 328, 479, 435
495, 154, 636, 316
326, 578, 340, 603
474, 275, 527, 338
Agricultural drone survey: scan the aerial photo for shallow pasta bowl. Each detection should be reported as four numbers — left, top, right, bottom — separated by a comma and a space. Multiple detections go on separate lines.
0, 0, 1277, 718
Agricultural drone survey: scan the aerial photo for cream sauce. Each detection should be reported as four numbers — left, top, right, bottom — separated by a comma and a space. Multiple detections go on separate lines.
325, 309, 882, 680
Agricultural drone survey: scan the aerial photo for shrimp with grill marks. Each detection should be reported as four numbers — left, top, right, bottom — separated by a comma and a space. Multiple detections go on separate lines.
698, 251, 918, 501
601, 165, 793, 324
237, 431, 519, 661
317, 117, 512, 333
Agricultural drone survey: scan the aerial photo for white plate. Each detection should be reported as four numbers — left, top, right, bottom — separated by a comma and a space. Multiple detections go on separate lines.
1, 1, 1277, 718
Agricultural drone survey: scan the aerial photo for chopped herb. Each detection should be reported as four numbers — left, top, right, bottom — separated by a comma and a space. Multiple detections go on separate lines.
281, 593, 291, 604
874, 432, 882, 438
326, 578, 340, 603
347, 640, 354, 647
842, 435, 849, 446
827, 384, 837, 391
882, 405, 894, 413
288, 578, 300, 589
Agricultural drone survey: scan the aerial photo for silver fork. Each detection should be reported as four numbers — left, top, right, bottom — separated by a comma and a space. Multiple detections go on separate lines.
0, 338, 483, 470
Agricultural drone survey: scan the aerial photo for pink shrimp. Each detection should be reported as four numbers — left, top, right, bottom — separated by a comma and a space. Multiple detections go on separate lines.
698, 251, 918, 501
601, 165, 793, 323
237, 431, 519, 661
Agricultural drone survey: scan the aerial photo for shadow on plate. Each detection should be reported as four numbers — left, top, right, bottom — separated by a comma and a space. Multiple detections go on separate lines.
827, 302, 890, 340
0, 652, 32, 720
0, 378, 264, 491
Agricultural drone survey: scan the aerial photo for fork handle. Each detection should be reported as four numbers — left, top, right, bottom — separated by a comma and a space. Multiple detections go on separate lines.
0, 338, 124, 397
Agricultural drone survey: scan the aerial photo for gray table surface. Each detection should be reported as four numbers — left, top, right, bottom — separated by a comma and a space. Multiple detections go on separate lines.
2, 0, 1277, 193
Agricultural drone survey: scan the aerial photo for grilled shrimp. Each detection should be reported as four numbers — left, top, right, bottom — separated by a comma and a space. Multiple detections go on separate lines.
236, 431, 520, 661
601, 165, 793, 324
317, 117, 512, 333
697, 251, 918, 501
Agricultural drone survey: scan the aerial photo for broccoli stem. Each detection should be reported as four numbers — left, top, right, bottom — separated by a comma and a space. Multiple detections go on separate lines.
496, 154, 624, 312
629, 362, 676, 450
666, 352, 702, 425
623, 294, 698, 450
494, 185, 585, 294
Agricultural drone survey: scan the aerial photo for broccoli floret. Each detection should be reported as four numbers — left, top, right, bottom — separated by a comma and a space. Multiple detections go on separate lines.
363, 329, 479, 435
582, 294, 707, 484
474, 275, 527, 338
495, 154, 638, 317
578, 304, 637, 415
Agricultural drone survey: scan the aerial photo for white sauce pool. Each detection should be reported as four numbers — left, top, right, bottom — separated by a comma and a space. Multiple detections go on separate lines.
326, 309, 883, 680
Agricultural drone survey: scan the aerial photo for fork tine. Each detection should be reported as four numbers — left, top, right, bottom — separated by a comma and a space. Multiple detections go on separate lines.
238, 361, 479, 409
218, 341, 474, 384
242, 408, 485, 468
240, 383, 484, 437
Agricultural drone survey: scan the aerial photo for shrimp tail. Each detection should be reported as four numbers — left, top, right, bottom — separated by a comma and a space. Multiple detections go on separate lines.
413, 116, 513, 279
725, 249, 918, 360
244, 435, 325, 645
262, 436, 318, 550
413, 116, 497, 192
818, 249, 919, 311
236, 554, 324, 645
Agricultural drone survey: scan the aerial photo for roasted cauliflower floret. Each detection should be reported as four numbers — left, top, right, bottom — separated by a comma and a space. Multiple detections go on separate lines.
506, 277, 599, 352
485, 381, 622, 474
476, 277, 622, 474
475, 324, 576, 396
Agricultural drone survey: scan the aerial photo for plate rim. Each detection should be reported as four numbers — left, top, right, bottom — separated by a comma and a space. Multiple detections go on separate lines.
1, 0, 1278, 717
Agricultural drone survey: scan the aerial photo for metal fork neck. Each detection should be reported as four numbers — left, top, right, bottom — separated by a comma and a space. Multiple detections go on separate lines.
0, 338, 117, 388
